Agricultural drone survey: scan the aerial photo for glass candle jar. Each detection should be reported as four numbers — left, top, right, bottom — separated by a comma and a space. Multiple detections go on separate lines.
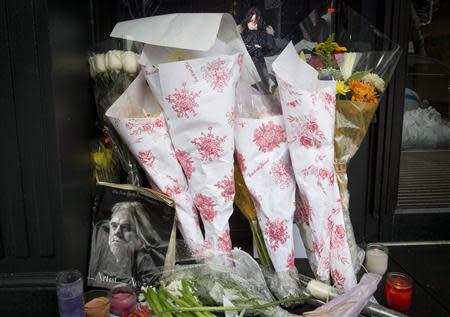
110, 284, 137, 316
365, 243, 389, 275
84, 290, 111, 317
56, 270, 85, 317
385, 272, 413, 312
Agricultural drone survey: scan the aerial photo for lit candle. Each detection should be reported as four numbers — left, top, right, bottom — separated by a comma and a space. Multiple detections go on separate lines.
110, 285, 137, 316
84, 290, 111, 317
365, 243, 388, 275
385, 272, 413, 312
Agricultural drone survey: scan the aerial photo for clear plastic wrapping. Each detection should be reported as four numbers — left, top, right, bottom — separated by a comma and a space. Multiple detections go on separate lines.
298, 3, 401, 274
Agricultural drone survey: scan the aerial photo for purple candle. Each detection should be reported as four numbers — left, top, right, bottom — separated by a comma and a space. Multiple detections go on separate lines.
56, 270, 84, 317
110, 284, 137, 316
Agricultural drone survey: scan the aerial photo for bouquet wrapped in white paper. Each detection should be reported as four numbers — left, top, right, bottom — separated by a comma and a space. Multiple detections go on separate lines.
234, 83, 300, 297
273, 43, 357, 290
106, 72, 205, 257
155, 52, 241, 263
111, 13, 258, 263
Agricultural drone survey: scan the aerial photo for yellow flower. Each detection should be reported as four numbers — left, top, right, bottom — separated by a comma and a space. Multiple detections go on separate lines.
299, 51, 306, 61
336, 81, 350, 95
334, 45, 347, 52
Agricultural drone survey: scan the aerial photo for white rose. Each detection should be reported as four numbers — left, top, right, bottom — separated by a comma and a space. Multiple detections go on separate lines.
105, 50, 123, 71
339, 52, 360, 81
122, 51, 139, 74
88, 56, 96, 77
94, 53, 106, 73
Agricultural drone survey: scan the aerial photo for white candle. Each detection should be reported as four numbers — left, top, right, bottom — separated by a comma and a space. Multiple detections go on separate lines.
365, 245, 388, 275
306, 280, 338, 301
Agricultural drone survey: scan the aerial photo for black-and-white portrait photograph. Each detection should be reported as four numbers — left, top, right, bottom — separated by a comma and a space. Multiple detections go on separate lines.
88, 183, 175, 289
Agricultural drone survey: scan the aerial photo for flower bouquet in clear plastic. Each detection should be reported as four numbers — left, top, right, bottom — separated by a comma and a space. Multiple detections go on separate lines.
88, 39, 142, 124
142, 248, 308, 317
88, 39, 144, 185
296, 2, 401, 274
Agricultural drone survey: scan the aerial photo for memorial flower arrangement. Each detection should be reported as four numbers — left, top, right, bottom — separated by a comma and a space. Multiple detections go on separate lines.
89, 49, 140, 122
293, 3, 401, 280
83, 8, 405, 317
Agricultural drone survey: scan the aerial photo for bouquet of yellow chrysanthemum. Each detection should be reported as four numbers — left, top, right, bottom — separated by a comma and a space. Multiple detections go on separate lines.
296, 3, 401, 277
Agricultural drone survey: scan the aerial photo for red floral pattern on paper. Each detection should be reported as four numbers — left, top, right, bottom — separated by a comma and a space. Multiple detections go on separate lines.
264, 218, 290, 252
322, 256, 331, 272
192, 239, 213, 259
302, 165, 335, 191
287, 115, 325, 148
137, 150, 155, 167
331, 269, 346, 288
280, 80, 303, 96
288, 100, 300, 108
235, 151, 247, 172
226, 111, 236, 127
214, 175, 235, 202
218, 229, 232, 253
164, 180, 183, 198
125, 118, 165, 136
194, 193, 217, 222
323, 91, 335, 106
334, 224, 346, 240
191, 127, 226, 162
312, 89, 336, 117
330, 223, 347, 250
270, 158, 293, 189
165, 82, 201, 118
253, 121, 286, 153
337, 253, 350, 265
287, 249, 295, 271
201, 58, 233, 92
312, 240, 324, 257
111, 117, 121, 127
175, 150, 195, 179
295, 198, 312, 225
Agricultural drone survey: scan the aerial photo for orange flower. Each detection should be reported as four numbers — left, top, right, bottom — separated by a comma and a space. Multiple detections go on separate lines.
348, 80, 378, 105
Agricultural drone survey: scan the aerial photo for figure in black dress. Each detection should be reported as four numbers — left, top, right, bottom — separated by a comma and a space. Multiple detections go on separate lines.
241, 7, 275, 90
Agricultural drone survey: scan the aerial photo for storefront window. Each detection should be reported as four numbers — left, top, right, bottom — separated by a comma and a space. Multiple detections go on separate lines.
397, 0, 450, 212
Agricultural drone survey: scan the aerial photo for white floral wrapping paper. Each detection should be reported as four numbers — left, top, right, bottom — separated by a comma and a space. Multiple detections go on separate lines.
234, 94, 296, 273
106, 72, 205, 257
272, 43, 357, 289
142, 53, 242, 263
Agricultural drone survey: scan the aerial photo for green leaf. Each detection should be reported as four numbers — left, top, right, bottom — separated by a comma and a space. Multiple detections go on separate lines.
346, 70, 372, 82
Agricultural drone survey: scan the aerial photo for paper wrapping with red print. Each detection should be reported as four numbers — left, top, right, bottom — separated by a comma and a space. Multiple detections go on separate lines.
150, 53, 241, 264
272, 43, 357, 290
235, 114, 296, 273
105, 72, 205, 257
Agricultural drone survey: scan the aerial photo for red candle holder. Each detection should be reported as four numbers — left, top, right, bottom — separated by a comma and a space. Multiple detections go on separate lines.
385, 272, 413, 312
110, 284, 137, 316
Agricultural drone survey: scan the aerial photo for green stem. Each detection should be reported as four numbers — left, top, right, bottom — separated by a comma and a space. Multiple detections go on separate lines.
250, 220, 273, 270
145, 287, 164, 315
160, 296, 308, 314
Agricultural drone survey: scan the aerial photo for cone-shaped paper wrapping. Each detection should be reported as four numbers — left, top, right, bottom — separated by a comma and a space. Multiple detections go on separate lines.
273, 43, 357, 290
105, 72, 204, 257
153, 53, 241, 263
234, 90, 296, 274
